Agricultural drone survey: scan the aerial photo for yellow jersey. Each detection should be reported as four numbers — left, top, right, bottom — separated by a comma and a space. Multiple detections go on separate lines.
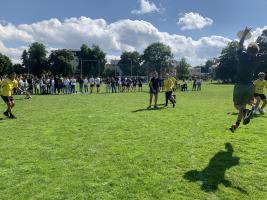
0, 79, 18, 96
164, 78, 174, 92
170, 77, 177, 86
254, 79, 267, 94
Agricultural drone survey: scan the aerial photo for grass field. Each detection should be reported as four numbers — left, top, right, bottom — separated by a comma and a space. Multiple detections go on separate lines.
0, 83, 267, 200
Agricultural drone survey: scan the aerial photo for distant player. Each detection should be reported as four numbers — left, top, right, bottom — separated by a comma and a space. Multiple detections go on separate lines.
230, 27, 267, 132
164, 73, 176, 107
0, 72, 25, 119
148, 71, 160, 109
89, 75, 95, 94
95, 77, 101, 93
253, 72, 267, 114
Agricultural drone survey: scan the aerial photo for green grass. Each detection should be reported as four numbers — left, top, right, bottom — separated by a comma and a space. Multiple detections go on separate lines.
0, 84, 267, 200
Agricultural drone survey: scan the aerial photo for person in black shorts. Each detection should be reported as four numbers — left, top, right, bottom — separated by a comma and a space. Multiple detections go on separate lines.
148, 71, 160, 109
253, 72, 267, 114
230, 27, 267, 132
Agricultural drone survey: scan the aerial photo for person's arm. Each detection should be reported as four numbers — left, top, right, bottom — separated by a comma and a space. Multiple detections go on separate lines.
239, 27, 252, 50
257, 51, 267, 62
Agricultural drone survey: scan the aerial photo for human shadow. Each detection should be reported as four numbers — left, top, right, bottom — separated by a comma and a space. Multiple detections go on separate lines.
183, 143, 247, 194
132, 106, 167, 113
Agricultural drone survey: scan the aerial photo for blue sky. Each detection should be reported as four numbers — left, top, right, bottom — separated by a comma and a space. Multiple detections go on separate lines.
1, 0, 267, 65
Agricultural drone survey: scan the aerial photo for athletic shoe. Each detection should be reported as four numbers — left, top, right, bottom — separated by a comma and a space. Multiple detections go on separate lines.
147, 106, 152, 110
154, 105, 159, 109
173, 103, 176, 108
3, 111, 9, 117
229, 124, 238, 133
9, 113, 16, 119
258, 108, 265, 114
243, 109, 253, 125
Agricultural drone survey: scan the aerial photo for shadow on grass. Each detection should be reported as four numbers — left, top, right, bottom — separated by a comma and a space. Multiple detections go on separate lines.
132, 104, 167, 113
252, 114, 267, 118
183, 143, 248, 194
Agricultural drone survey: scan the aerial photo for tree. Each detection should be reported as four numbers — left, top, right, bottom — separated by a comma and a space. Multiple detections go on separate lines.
103, 68, 115, 77
48, 49, 75, 76
13, 63, 26, 74
21, 50, 29, 73
118, 51, 142, 76
142, 43, 173, 76
202, 59, 216, 73
79, 44, 106, 76
176, 58, 191, 79
0, 53, 13, 76
256, 29, 267, 75
216, 41, 239, 82
28, 42, 47, 75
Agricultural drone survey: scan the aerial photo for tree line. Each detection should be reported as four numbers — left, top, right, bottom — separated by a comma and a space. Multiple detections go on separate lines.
0, 42, 194, 78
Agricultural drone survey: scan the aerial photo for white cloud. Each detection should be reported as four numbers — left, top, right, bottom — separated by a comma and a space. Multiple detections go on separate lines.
131, 0, 160, 15
2, 16, 266, 66
177, 12, 213, 30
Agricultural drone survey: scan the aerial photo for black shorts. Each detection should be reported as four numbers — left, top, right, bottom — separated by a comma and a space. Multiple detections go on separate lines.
90, 84, 94, 87
96, 84, 100, 88
254, 93, 266, 100
1, 96, 14, 103
150, 88, 158, 95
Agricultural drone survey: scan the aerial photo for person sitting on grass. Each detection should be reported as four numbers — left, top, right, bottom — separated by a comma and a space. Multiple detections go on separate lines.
230, 27, 267, 132
148, 71, 160, 109
253, 72, 267, 115
164, 73, 176, 108
0, 72, 27, 119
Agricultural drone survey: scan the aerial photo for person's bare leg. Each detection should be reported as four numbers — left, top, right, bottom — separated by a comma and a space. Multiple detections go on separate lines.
149, 94, 153, 107
154, 94, 158, 107
254, 97, 261, 109
261, 99, 267, 109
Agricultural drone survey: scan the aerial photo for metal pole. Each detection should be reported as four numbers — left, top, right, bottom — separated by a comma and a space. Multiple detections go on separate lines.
80, 59, 82, 77
27, 59, 29, 75
98, 60, 100, 76
131, 60, 132, 77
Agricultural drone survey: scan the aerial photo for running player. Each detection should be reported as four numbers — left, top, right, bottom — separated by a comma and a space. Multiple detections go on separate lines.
0, 72, 25, 119
253, 72, 267, 114
164, 73, 176, 107
230, 27, 267, 132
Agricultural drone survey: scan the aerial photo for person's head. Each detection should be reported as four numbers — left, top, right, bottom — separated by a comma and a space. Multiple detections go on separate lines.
225, 143, 233, 153
152, 71, 158, 78
8, 72, 16, 80
247, 42, 260, 56
258, 72, 265, 80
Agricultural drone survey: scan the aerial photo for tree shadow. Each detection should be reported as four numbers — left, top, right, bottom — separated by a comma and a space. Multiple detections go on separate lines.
183, 143, 248, 194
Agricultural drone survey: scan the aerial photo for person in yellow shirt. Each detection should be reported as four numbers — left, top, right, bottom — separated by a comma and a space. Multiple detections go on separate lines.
0, 72, 23, 119
170, 76, 177, 92
253, 72, 267, 114
164, 73, 176, 108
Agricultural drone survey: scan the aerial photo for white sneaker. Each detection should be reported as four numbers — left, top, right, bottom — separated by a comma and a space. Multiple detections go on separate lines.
258, 108, 265, 114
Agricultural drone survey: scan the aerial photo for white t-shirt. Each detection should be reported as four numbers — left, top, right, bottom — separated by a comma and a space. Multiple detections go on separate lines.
51, 79, 55, 86
64, 79, 70, 86
71, 78, 76, 86
95, 78, 101, 85
84, 79, 88, 85
19, 79, 24, 87
89, 78, 95, 84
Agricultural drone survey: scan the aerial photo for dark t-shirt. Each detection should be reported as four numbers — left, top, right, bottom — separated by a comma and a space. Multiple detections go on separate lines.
237, 49, 266, 84
150, 77, 160, 90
